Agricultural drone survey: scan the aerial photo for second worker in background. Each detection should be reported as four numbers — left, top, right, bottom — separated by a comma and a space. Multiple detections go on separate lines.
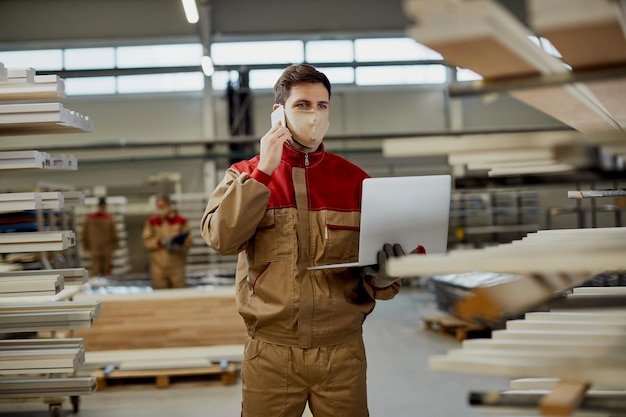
142, 194, 193, 289
82, 197, 119, 277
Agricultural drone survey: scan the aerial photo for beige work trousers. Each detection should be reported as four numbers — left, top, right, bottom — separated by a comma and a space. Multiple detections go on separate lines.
90, 253, 112, 277
150, 264, 186, 289
241, 335, 369, 417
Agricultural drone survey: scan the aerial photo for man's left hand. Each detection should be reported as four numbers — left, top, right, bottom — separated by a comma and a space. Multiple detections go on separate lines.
362, 243, 406, 288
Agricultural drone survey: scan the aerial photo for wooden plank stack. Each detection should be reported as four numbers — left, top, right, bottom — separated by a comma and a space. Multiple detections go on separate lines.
382, 130, 587, 177
387, 222, 626, 415
73, 288, 246, 351
402, 0, 626, 165
430, 287, 626, 416
388, 227, 626, 323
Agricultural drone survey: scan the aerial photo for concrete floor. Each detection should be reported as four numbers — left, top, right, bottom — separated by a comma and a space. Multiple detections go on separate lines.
1, 286, 512, 417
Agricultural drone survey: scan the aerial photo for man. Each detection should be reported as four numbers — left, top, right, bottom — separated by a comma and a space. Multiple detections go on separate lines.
142, 194, 193, 289
81, 197, 118, 277
201, 64, 404, 416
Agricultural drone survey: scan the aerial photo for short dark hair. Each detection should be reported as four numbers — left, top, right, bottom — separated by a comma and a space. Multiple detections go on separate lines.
273, 64, 331, 105
98, 197, 107, 206
156, 194, 172, 205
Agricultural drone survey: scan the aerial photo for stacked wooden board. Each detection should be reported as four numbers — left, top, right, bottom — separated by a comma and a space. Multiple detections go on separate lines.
73, 287, 246, 351
388, 227, 626, 323
430, 287, 626, 416
382, 130, 587, 177
402, 0, 626, 177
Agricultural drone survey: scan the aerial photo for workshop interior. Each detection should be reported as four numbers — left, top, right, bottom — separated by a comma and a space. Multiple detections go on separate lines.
0, 1, 625, 416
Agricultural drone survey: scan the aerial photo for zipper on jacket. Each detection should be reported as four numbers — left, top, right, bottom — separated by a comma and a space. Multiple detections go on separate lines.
304, 153, 309, 167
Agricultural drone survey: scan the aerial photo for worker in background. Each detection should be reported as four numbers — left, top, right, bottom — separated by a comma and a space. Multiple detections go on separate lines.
142, 194, 193, 289
81, 197, 118, 277
201, 64, 405, 417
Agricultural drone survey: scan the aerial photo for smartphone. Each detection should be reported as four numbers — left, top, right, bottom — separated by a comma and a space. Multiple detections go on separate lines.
271, 105, 286, 127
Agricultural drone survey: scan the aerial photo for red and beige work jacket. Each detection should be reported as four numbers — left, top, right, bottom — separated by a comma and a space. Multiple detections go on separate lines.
201, 143, 399, 348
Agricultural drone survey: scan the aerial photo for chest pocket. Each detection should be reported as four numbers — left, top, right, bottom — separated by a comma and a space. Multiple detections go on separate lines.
323, 211, 360, 264
253, 209, 296, 263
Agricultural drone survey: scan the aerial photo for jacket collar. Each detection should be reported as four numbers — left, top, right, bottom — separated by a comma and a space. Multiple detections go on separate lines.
282, 142, 326, 168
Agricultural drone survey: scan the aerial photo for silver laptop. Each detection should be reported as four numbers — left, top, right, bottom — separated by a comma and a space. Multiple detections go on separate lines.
308, 175, 451, 270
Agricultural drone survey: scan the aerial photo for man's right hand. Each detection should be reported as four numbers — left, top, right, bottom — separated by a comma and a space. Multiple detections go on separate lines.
258, 122, 291, 175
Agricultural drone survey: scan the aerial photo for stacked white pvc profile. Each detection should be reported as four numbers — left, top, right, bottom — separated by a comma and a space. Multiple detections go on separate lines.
0, 192, 43, 212
48, 153, 79, 170
0, 63, 7, 82
0, 67, 64, 101
0, 230, 76, 253
0, 346, 85, 375
0, 191, 85, 211
0, 337, 84, 350
0, 301, 101, 319
0, 268, 88, 286
5, 67, 36, 84
0, 274, 64, 297
0, 301, 101, 333
0, 340, 89, 390
0, 311, 95, 333
0, 150, 50, 169
0, 103, 93, 135
39, 191, 84, 209
0, 378, 97, 398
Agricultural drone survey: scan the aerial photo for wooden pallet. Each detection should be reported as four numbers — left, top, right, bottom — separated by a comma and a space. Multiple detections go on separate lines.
423, 315, 490, 341
92, 363, 238, 391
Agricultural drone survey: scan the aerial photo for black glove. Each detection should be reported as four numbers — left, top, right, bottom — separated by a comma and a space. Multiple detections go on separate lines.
362, 243, 406, 288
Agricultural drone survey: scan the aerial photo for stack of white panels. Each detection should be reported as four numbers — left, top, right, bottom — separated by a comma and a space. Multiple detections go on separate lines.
0, 68, 94, 134
0, 230, 76, 253
0, 301, 101, 333
0, 150, 50, 169
0, 274, 63, 297
0, 339, 94, 394
0, 268, 88, 286
0, 192, 43, 212
0, 378, 96, 398
0, 67, 64, 101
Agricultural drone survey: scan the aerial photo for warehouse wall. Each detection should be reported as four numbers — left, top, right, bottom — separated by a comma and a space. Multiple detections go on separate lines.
0, 81, 575, 275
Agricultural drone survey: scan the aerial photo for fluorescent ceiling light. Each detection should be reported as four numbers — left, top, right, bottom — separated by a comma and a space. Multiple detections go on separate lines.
201, 55, 214, 76
182, 0, 199, 24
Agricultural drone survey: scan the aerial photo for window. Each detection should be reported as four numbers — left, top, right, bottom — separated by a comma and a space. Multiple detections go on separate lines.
117, 73, 204, 94
1, 37, 460, 95
65, 48, 115, 70
0, 50, 63, 71
305, 40, 354, 63
211, 41, 304, 66
456, 68, 483, 82
356, 65, 446, 86
354, 38, 442, 62
65, 77, 117, 95
117, 44, 203, 68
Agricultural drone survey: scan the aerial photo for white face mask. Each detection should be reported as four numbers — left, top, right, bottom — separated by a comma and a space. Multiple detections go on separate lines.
285, 110, 330, 150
